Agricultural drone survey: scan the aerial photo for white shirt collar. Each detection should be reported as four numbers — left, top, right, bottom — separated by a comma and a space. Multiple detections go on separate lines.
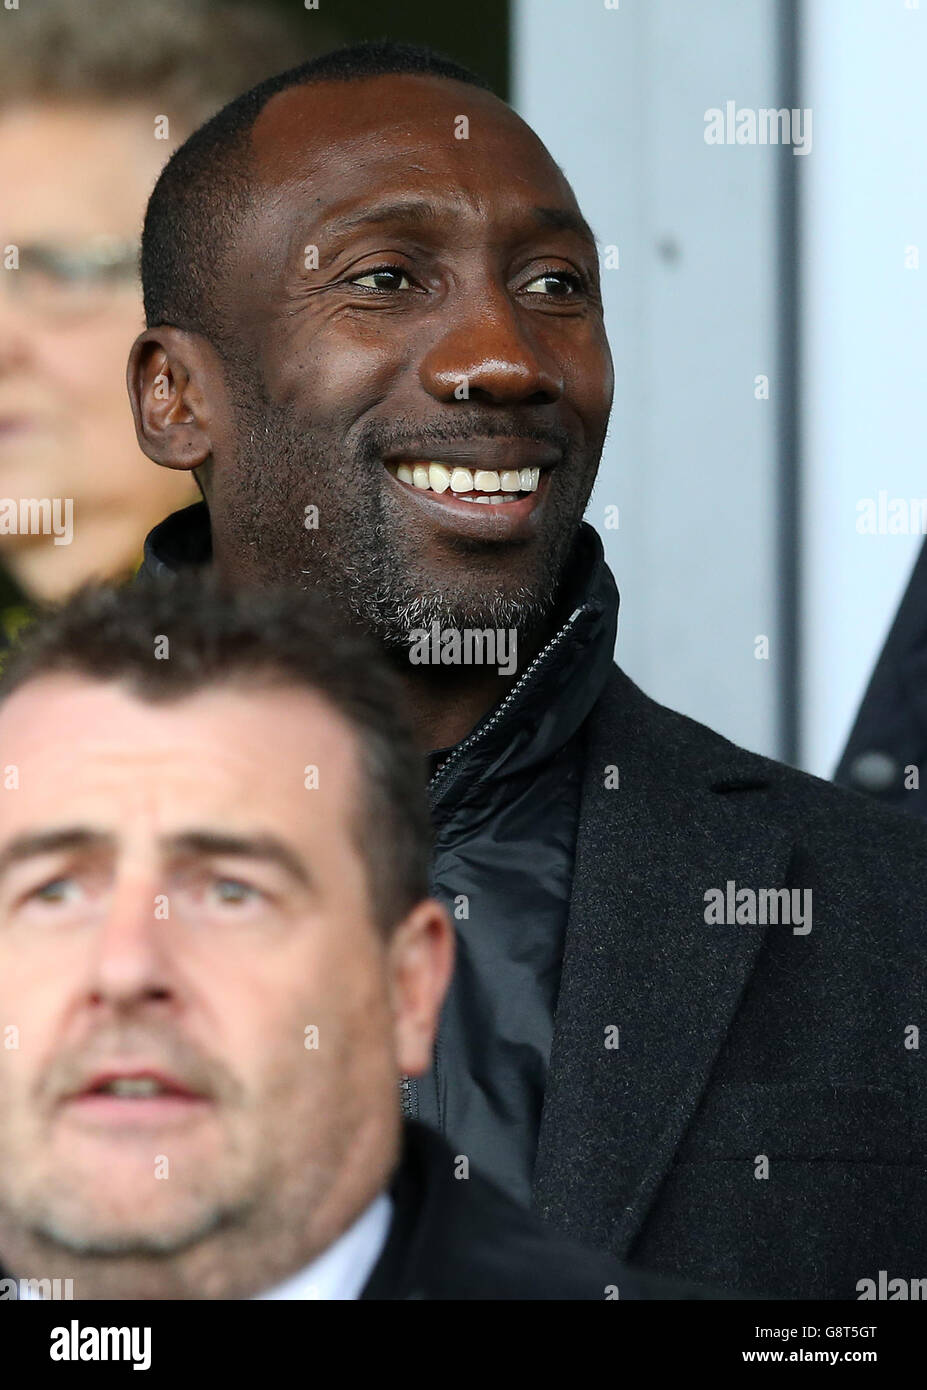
256, 1191, 393, 1301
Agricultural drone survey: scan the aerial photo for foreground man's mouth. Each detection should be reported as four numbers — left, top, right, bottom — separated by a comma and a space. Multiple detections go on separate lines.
62, 1069, 213, 1128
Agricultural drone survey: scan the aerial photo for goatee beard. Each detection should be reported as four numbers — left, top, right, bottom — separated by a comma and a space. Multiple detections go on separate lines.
320, 528, 557, 651
224, 381, 582, 649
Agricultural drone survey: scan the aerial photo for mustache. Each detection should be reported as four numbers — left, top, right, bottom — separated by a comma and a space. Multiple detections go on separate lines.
36, 1024, 241, 1107
352, 414, 573, 463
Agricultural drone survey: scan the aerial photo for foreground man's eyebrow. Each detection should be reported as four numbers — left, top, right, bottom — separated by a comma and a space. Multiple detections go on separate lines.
0, 827, 115, 877
0, 828, 314, 889
166, 831, 315, 889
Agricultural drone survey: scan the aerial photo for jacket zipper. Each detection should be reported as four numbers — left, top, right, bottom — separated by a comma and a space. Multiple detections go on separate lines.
398, 604, 585, 1123
399, 1074, 418, 1119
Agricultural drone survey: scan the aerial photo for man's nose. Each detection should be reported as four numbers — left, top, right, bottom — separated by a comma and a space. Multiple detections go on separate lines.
85, 878, 174, 1010
418, 284, 564, 406
0, 291, 37, 375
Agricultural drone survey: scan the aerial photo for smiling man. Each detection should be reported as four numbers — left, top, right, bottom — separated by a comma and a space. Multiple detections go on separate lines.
127, 41, 927, 1300
133, 49, 605, 694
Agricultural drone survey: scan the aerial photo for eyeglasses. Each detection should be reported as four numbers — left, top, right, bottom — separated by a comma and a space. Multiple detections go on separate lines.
1, 236, 140, 320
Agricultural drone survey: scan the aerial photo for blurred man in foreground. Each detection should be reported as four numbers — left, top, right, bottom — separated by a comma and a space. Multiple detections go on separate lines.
0, 579, 698, 1300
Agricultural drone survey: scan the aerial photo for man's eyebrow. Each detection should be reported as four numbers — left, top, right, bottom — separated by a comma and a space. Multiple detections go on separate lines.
530, 206, 599, 249
320, 200, 440, 239
318, 199, 599, 250
0, 828, 114, 877
166, 831, 315, 890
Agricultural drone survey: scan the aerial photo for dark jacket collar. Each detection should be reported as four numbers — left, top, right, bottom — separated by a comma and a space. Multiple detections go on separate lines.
426, 522, 618, 807
140, 500, 212, 578
141, 502, 620, 796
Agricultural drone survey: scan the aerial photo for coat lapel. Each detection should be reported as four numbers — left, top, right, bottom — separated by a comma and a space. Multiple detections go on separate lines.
532, 666, 795, 1257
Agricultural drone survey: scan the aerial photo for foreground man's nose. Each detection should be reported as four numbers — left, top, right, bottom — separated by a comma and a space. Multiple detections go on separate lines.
85, 886, 175, 1008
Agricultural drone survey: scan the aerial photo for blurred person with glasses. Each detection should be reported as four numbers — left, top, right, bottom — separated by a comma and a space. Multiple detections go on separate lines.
0, 0, 329, 642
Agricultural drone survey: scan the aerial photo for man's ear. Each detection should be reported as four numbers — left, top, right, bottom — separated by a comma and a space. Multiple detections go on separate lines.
388, 898, 455, 1081
127, 327, 224, 472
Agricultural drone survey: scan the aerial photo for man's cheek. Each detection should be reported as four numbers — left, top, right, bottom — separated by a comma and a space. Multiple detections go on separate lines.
240, 986, 331, 1078
0, 1072, 29, 1159
308, 339, 403, 408
0, 1010, 33, 1102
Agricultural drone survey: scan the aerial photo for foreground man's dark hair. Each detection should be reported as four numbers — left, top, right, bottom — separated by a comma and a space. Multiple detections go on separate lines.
0, 578, 432, 932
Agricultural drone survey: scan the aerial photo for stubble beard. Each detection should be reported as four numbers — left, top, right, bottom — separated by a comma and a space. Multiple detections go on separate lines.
218, 377, 593, 651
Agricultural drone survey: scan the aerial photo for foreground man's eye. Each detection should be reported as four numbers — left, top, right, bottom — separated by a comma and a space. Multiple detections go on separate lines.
209, 877, 261, 905
32, 877, 79, 903
348, 265, 415, 291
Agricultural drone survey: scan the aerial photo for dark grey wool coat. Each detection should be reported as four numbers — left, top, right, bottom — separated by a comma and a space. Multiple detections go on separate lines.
533, 661, 927, 1299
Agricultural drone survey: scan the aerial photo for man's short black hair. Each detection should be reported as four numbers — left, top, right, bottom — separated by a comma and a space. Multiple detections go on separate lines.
141, 39, 491, 358
0, 577, 432, 935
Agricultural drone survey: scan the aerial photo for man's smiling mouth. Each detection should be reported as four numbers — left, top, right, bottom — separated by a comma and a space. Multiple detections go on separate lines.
385, 459, 541, 504
380, 439, 559, 540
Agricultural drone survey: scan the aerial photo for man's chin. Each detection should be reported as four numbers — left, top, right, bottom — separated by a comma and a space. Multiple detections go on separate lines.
348, 576, 556, 651
347, 519, 581, 652
32, 1204, 230, 1258
19, 1180, 246, 1258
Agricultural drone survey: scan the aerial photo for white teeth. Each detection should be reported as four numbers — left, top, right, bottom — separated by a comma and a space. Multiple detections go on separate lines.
449, 467, 474, 493
460, 493, 519, 505
429, 462, 451, 493
100, 1078, 164, 1098
391, 461, 541, 495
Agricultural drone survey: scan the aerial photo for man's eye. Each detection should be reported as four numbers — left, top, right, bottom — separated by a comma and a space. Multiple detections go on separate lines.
348, 265, 414, 292
210, 878, 259, 905
523, 271, 584, 297
31, 877, 77, 903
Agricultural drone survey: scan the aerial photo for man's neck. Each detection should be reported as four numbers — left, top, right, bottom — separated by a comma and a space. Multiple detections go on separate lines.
388, 623, 552, 753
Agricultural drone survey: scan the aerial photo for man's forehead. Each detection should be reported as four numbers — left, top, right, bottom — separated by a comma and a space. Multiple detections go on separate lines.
0, 678, 365, 860
0, 675, 359, 787
248, 72, 576, 226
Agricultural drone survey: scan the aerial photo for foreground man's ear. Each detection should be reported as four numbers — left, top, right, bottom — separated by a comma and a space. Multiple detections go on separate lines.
127, 326, 224, 472
388, 898, 456, 1080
